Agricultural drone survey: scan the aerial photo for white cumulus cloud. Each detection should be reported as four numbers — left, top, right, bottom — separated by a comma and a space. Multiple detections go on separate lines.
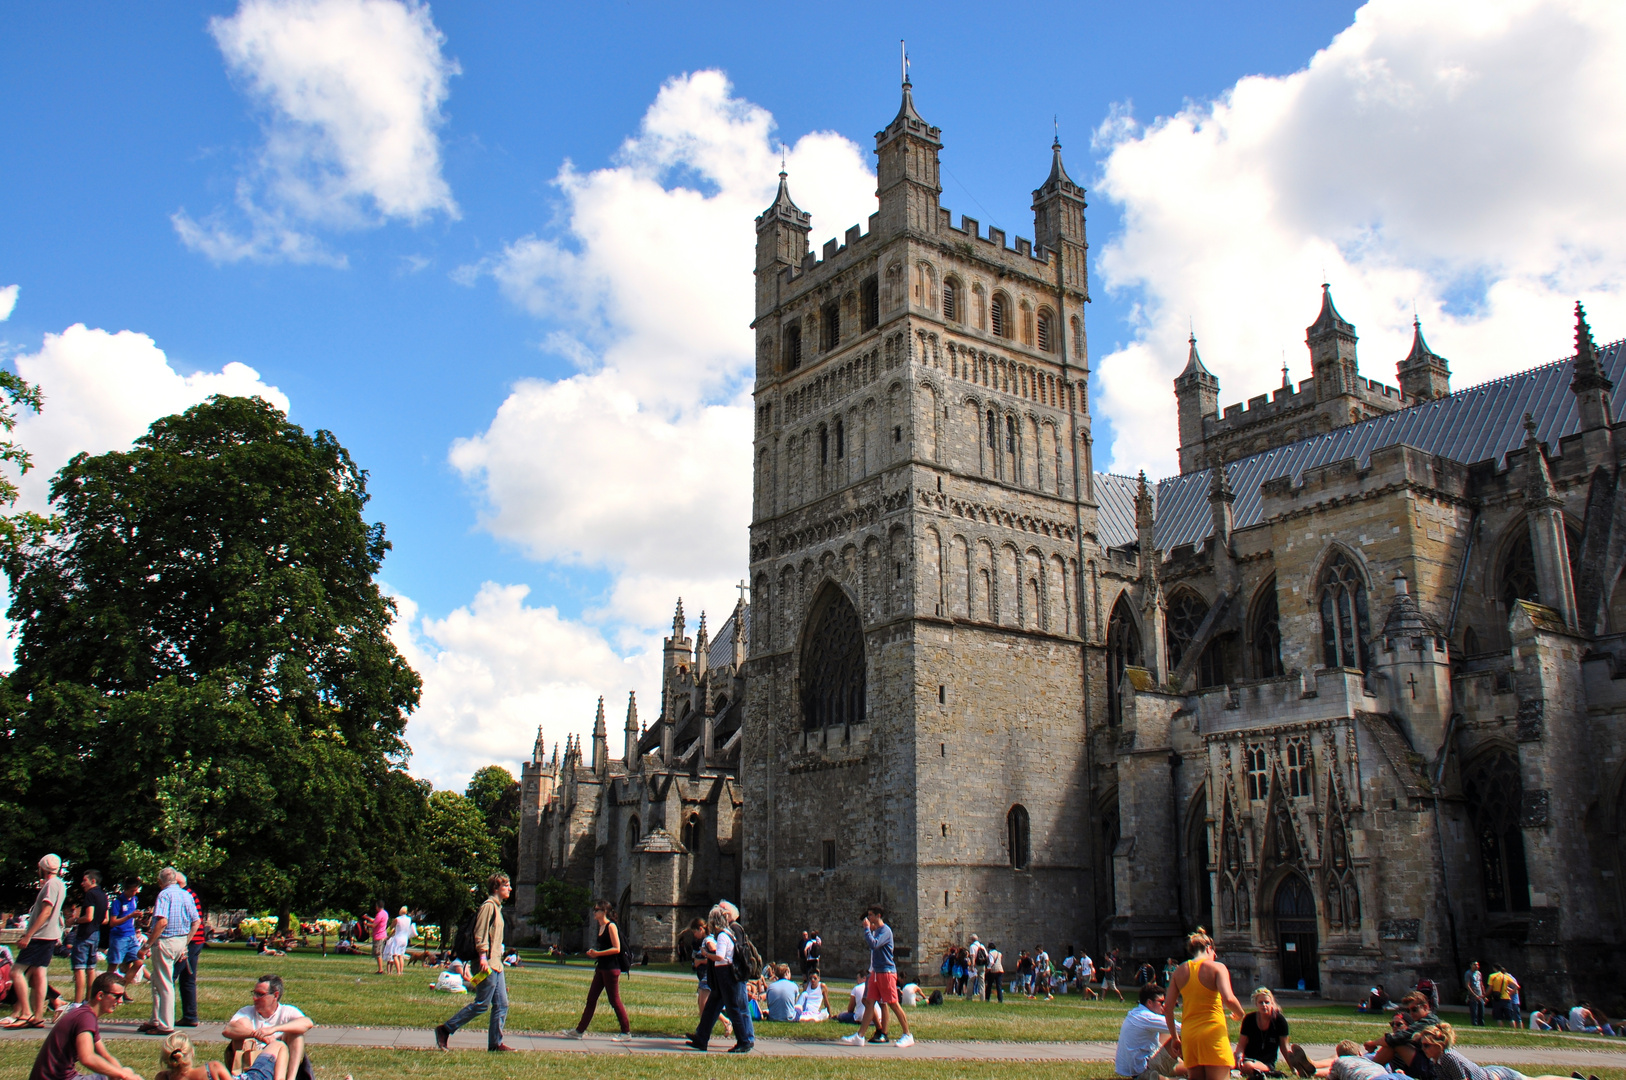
388, 584, 660, 790
1093, 0, 1626, 480
0, 286, 17, 322
9, 324, 290, 511
175, 0, 459, 264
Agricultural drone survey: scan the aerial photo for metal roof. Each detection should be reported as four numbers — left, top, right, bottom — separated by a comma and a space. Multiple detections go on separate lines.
706, 605, 748, 673
1086, 339, 1626, 554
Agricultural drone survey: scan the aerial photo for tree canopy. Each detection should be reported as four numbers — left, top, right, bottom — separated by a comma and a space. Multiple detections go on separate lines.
0, 396, 423, 913
465, 765, 520, 882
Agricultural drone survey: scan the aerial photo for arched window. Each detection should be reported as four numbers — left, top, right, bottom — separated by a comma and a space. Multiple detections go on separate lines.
1107, 595, 1142, 726
627, 815, 641, 851
820, 300, 841, 351
1463, 750, 1531, 913
818, 425, 829, 467
783, 324, 802, 371
1167, 589, 1224, 688
800, 586, 866, 732
1005, 415, 1016, 454
1499, 527, 1581, 612
1007, 804, 1031, 869
835, 419, 845, 460
1245, 744, 1268, 801
1318, 551, 1370, 671
1462, 626, 1481, 656
1253, 581, 1284, 678
987, 409, 997, 450
991, 294, 1009, 338
942, 277, 959, 322
682, 812, 702, 854
1037, 309, 1054, 352
1285, 738, 1312, 798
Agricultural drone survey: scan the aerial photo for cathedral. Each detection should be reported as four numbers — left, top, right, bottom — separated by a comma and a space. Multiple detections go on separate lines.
520, 77, 1626, 1001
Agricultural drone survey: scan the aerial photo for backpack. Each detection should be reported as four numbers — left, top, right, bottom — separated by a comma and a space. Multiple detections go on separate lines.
451, 909, 480, 963
728, 923, 762, 983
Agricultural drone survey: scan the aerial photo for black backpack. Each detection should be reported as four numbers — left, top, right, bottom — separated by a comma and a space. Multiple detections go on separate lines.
452, 909, 479, 963
728, 923, 762, 983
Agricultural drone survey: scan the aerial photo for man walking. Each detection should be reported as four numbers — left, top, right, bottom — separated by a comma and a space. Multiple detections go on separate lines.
139, 866, 199, 1036
1464, 961, 1485, 1027
840, 905, 914, 1048
70, 868, 109, 1006
985, 943, 1005, 1004
371, 901, 389, 975
175, 872, 207, 1027
105, 878, 142, 982
435, 873, 515, 1052
9, 853, 67, 1027
969, 935, 988, 1001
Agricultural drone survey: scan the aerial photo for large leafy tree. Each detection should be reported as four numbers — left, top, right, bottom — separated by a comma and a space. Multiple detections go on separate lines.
407, 789, 500, 948
464, 765, 520, 881
0, 396, 422, 913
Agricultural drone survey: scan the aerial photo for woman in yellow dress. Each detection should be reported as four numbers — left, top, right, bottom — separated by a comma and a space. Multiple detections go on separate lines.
1166, 928, 1246, 1080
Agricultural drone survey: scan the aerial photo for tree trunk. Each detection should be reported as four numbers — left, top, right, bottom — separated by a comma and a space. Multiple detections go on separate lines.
278, 903, 292, 936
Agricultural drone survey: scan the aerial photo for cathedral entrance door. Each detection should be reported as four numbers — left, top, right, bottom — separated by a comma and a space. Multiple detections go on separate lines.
1273, 875, 1319, 992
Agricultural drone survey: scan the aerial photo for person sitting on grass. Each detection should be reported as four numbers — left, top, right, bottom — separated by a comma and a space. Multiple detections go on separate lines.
766, 964, 799, 1021
795, 972, 831, 1021
28, 971, 140, 1080
1236, 987, 1315, 1078
1413, 1022, 1578, 1080
1115, 981, 1186, 1080
837, 971, 867, 1023
1308, 1040, 1396, 1080
1528, 1006, 1561, 1032
221, 975, 312, 1080
157, 1030, 286, 1080
1363, 992, 1438, 1070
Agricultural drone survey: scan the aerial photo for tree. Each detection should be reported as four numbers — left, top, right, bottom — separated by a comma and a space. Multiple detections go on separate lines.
464, 765, 520, 881
408, 790, 500, 949
532, 877, 592, 948
0, 367, 52, 553
0, 396, 422, 910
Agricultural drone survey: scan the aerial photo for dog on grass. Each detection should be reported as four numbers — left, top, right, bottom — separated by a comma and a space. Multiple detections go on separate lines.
406, 949, 435, 967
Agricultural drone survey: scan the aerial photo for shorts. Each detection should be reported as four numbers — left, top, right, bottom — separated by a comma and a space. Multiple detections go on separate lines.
866, 972, 899, 1005
17, 939, 56, 969
1493, 1001, 1514, 1021
1102, 976, 1119, 989
372, 938, 385, 957
696, 969, 710, 991
241, 1051, 278, 1080
108, 936, 141, 966
71, 938, 100, 971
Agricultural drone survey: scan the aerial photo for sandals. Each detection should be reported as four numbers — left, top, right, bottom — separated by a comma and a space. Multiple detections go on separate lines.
0, 1015, 36, 1029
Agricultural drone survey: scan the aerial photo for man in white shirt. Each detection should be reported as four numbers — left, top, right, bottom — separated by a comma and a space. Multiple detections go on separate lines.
1080, 953, 1099, 999
1115, 983, 1185, 1080
222, 973, 314, 1079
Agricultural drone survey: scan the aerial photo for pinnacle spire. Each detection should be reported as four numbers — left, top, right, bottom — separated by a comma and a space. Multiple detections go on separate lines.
672, 598, 686, 639
1523, 412, 1559, 506
1569, 300, 1613, 428
1208, 463, 1234, 503
1179, 332, 1213, 379
593, 696, 606, 736
625, 691, 639, 730
1307, 282, 1354, 339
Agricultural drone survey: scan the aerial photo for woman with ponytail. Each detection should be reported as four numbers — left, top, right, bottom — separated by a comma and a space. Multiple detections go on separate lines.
154, 1031, 229, 1080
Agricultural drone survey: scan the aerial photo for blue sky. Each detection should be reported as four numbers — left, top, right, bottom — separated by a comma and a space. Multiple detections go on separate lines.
5, 1, 1624, 787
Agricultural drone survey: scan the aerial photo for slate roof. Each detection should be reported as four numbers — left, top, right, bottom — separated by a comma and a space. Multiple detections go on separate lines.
1092, 339, 1626, 552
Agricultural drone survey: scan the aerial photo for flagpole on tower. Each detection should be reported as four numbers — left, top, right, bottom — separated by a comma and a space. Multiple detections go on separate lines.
901, 39, 908, 85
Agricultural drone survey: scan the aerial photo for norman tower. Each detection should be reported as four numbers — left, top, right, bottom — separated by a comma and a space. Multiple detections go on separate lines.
742, 74, 1099, 975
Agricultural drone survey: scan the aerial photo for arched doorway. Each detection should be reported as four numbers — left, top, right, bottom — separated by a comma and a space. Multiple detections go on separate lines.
1273, 875, 1319, 991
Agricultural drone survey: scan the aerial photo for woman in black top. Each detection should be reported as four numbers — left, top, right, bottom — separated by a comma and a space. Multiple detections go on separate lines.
568, 900, 630, 1039
1237, 987, 1311, 1077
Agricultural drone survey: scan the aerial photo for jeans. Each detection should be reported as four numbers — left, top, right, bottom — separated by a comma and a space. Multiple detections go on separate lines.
576, 966, 630, 1034
178, 941, 203, 1024
71, 938, 100, 971
151, 936, 189, 1028
1468, 998, 1485, 1026
985, 972, 1003, 1002
444, 969, 508, 1050
693, 966, 750, 1049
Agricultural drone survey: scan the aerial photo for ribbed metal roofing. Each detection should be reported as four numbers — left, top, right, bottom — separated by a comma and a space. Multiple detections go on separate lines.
1089, 340, 1624, 551
1138, 340, 1626, 554
706, 605, 748, 673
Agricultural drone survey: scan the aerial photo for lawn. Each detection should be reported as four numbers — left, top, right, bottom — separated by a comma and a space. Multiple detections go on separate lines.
81, 946, 1626, 1052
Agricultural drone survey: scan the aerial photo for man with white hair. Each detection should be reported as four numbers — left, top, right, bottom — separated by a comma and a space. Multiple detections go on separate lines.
5, 854, 66, 1028
138, 866, 199, 1036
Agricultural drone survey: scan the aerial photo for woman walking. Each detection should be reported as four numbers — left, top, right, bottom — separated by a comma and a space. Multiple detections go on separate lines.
688, 918, 733, 1042
565, 900, 630, 1041
385, 908, 414, 975
687, 905, 749, 1053
1166, 929, 1245, 1080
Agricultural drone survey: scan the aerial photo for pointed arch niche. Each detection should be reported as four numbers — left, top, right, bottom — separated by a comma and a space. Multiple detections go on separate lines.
799, 584, 867, 736
1107, 595, 1142, 726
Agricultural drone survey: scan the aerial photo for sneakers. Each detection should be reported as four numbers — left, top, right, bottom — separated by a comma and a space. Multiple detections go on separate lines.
868, 1032, 890, 1044
559, 1029, 584, 1039
727, 1043, 753, 1053
434, 1024, 451, 1051
839, 1033, 866, 1045
611, 1033, 632, 1043
895, 1033, 916, 1048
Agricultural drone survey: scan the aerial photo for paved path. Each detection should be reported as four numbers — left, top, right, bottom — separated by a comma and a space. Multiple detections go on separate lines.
7, 1022, 1626, 1068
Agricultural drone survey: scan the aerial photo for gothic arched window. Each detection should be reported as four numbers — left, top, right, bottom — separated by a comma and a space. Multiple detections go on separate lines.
835, 419, 845, 460
1167, 589, 1224, 688
1500, 527, 1581, 612
627, 815, 641, 851
1007, 804, 1031, 869
1005, 415, 1017, 454
1463, 750, 1531, 913
987, 410, 997, 450
1318, 551, 1370, 671
1253, 582, 1284, 678
783, 324, 802, 371
1107, 596, 1142, 726
818, 425, 829, 467
682, 812, 701, 855
1037, 309, 1054, 352
942, 278, 960, 322
991, 293, 1009, 338
800, 586, 866, 732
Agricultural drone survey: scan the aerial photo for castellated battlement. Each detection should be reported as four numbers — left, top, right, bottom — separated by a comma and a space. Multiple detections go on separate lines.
1212, 376, 1401, 431
1258, 442, 1470, 510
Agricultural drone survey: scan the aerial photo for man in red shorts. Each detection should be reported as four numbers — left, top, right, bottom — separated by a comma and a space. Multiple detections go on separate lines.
840, 905, 914, 1048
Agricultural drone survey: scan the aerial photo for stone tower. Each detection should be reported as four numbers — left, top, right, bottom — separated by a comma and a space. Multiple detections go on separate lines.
1174, 335, 1219, 473
742, 76, 1099, 976
1396, 317, 1451, 402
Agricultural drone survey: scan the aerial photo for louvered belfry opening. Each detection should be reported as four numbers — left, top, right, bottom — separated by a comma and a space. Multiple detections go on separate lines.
800, 585, 866, 733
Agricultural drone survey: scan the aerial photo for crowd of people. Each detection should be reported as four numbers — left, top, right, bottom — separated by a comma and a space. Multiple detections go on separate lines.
1111, 929, 1614, 1080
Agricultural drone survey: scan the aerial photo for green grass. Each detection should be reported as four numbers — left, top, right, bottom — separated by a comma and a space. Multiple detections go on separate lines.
85, 947, 1626, 1051
2, 1041, 1624, 1080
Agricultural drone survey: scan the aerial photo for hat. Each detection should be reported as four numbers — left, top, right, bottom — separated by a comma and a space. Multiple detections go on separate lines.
38, 854, 61, 875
